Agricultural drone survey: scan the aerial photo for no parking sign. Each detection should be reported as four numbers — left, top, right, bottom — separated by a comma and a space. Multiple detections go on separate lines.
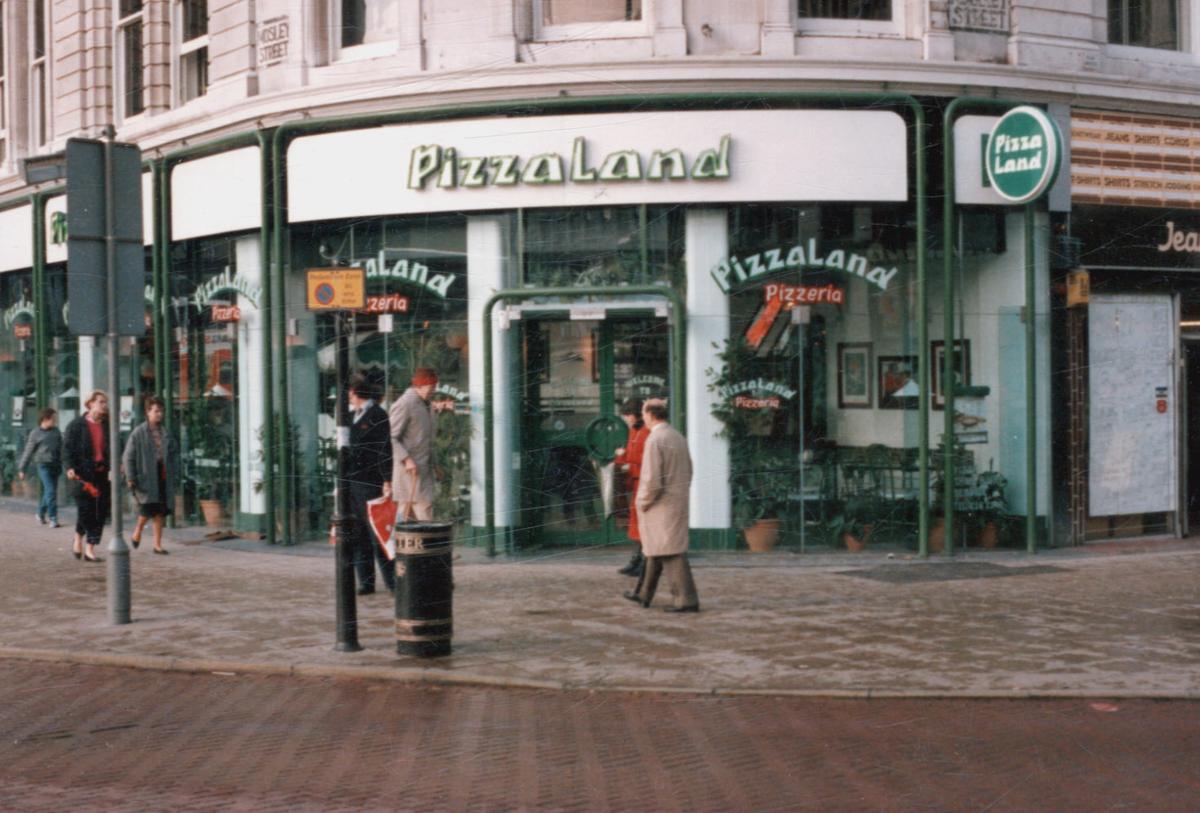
305, 268, 366, 311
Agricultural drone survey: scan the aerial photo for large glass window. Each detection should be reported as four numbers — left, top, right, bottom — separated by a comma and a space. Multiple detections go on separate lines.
713, 204, 919, 551
798, 0, 891, 21
539, 0, 642, 26
1109, 0, 1178, 49
177, 0, 208, 104
118, 0, 145, 118
168, 238, 248, 527
0, 270, 36, 499
338, 0, 401, 50
522, 206, 684, 289
30, 0, 48, 146
0, 2, 8, 164
288, 214, 469, 538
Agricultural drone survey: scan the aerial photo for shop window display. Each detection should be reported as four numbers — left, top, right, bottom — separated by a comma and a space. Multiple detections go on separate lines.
713, 203, 922, 551
0, 270, 36, 497
289, 214, 470, 538
168, 237, 256, 527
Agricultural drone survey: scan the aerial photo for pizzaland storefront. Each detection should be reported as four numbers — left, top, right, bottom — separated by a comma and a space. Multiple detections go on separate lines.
0, 95, 1059, 553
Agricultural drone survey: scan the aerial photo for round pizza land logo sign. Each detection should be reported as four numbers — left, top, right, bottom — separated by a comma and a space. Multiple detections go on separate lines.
985, 106, 1062, 204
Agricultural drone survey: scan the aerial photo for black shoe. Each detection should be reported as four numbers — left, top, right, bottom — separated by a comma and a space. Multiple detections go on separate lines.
622, 591, 649, 607
83, 553, 104, 563
618, 553, 643, 576
664, 605, 699, 613
356, 586, 375, 596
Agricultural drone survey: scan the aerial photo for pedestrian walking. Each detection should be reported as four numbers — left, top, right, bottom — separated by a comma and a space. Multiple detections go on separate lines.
384, 367, 440, 521
122, 395, 179, 555
17, 407, 64, 528
345, 373, 393, 595
614, 398, 649, 578
63, 390, 111, 563
624, 399, 699, 612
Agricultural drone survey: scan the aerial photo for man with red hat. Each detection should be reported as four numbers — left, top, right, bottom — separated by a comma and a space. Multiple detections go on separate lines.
383, 367, 439, 521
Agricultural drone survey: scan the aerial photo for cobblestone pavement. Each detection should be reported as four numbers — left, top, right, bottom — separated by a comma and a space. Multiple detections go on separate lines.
1, 501, 1199, 696
3, 660, 1198, 812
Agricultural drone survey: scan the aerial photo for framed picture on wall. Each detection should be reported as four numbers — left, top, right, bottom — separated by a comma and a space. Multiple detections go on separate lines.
837, 343, 872, 408
931, 339, 971, 410
878, 355, 918, 410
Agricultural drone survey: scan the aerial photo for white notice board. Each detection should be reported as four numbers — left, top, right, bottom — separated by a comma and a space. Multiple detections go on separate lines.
1088, 294, 1177, 516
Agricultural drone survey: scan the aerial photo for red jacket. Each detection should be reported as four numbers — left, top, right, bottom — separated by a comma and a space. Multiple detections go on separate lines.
615, 424, 650, 541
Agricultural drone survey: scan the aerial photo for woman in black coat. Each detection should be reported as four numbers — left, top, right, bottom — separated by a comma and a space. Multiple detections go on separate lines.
63, 390, 111, 562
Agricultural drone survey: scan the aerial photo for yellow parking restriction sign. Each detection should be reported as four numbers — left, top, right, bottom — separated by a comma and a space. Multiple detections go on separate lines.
306, 268, 366, 311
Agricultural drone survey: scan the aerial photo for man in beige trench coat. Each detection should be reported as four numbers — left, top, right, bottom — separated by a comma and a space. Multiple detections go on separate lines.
624, 399, 700, 612
383, 367, 439, 520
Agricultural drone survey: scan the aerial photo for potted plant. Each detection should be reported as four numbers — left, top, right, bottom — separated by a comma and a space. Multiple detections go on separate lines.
707, 339, 795, 551
929, 437, 975, 553
969, 468, 1008, 548
733, 464, 793, 552
828, 495, 876, 552
185, 397, 233, 526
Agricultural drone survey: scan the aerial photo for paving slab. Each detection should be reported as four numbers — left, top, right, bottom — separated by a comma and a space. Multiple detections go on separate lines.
1, 501, 1198, 697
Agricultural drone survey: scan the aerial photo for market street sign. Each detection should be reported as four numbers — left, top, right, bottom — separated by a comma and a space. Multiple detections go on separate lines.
985, 106, 1062, 204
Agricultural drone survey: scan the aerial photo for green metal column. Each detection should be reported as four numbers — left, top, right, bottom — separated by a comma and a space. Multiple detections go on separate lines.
1025, 203, 1037, 553
257, 129, 277, 546
31, 194, 50, 412
158, 160, 177, 527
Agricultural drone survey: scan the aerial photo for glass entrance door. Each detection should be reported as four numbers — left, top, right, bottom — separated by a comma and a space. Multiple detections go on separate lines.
518, 315, 670, 548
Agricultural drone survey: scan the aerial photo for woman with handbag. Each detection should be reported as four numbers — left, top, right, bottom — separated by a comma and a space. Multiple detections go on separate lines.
63, 390, 111, 563
122, 395, 179, 555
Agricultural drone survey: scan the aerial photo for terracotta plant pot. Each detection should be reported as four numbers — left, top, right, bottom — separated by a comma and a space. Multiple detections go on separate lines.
843, 532, 867, 552
199, 498, 224, 526
928, 518, 946, 554
743, 518, 781, 552
976, 520, 999, 549
843, 523, 873, 552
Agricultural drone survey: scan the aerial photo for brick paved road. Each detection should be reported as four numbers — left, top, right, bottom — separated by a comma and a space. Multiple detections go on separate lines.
2, 660, 1198, 812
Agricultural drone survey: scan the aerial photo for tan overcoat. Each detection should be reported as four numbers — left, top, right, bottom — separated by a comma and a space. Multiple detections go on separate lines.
635, 422, 692, 557
389, 387, 436, 505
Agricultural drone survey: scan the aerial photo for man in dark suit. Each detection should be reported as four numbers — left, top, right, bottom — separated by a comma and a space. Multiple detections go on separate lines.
346, 372, 394, 595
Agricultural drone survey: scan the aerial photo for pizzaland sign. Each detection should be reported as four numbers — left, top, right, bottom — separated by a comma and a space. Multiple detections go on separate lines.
985, 106, 1063, 204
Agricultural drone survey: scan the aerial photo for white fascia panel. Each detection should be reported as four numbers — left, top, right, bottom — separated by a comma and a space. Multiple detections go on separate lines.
954, 115, 1009, 206
287, 110, 909, 223
0, 205, 33, 273
171, 147, 262, 241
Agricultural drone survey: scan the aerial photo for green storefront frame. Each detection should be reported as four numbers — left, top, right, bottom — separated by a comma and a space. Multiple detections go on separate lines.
0, 91, 1057, 555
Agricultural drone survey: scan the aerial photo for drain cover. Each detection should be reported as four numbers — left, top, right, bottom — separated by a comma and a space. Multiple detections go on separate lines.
838, 561, 1068, 584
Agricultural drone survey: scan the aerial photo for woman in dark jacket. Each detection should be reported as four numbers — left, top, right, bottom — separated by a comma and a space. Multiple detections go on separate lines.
122, 395, 179, 555
63, 390, 111, 562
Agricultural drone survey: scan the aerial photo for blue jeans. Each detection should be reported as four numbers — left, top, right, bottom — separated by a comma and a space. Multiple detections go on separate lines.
36, 465, 59, 522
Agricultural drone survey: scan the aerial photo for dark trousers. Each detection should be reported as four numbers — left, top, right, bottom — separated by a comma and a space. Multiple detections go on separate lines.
349, 487, 395, 592
75, 478, 110, 546
636, 553, 699, 609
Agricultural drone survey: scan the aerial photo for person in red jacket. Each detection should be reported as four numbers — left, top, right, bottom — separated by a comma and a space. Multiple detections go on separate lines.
614, 398, 650, 578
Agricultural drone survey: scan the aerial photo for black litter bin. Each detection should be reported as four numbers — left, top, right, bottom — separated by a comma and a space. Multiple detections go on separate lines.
393, 521, 454, 657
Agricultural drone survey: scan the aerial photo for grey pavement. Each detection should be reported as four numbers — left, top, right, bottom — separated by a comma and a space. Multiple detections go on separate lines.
1, 499, 1198, 698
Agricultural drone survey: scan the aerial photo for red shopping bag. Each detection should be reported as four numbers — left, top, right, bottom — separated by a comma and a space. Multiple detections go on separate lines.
367, 495, 398, 560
